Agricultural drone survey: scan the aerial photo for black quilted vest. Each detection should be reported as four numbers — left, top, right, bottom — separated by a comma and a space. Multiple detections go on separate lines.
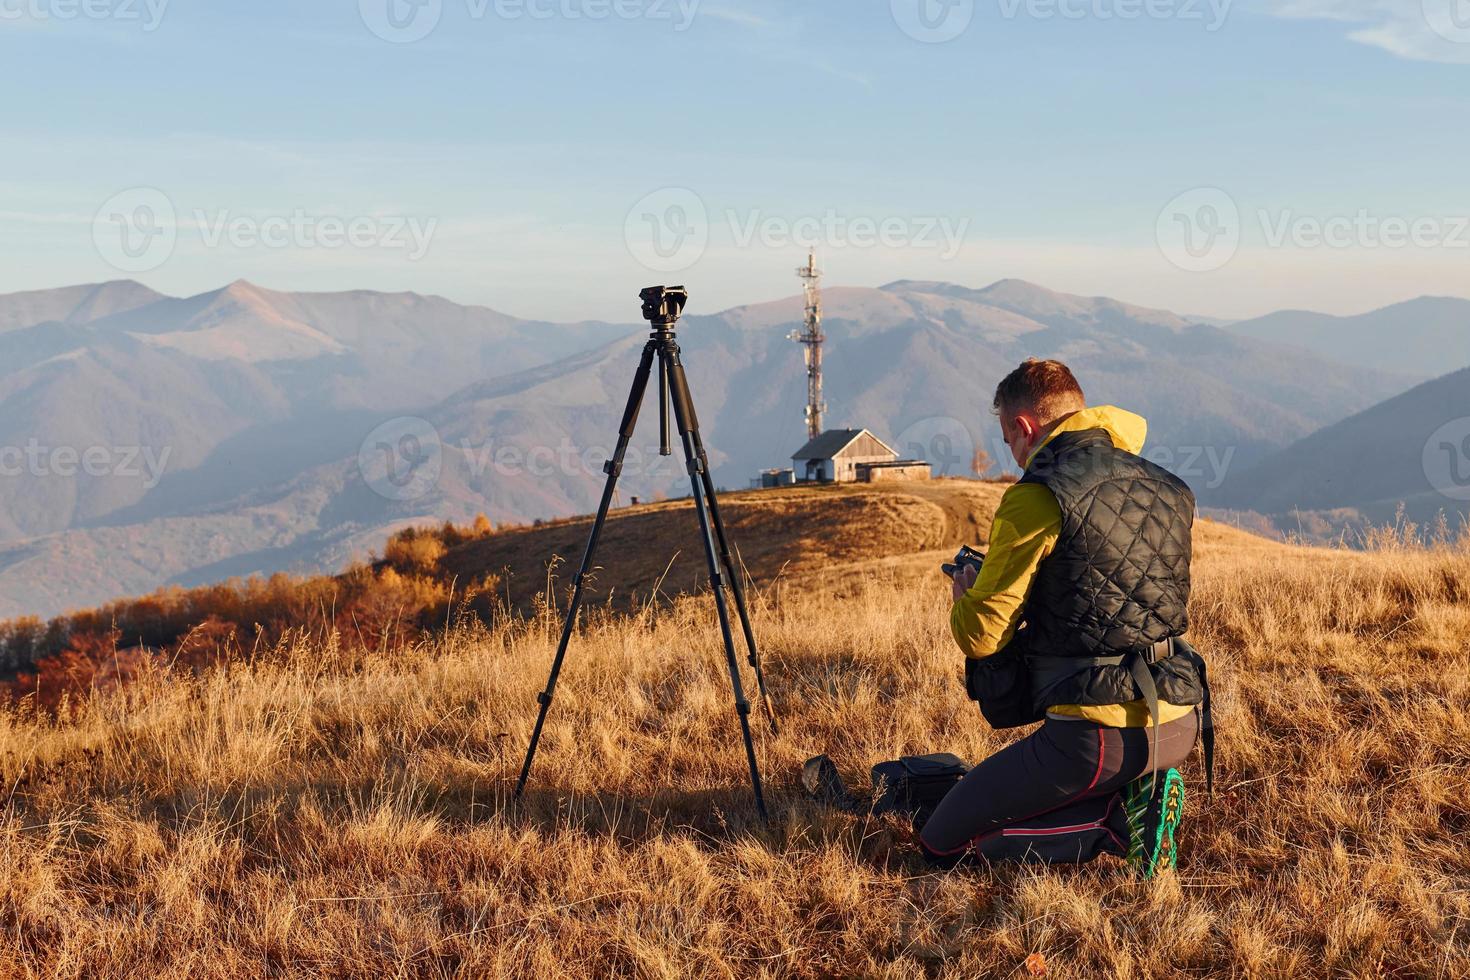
1017, 427, 1204, 710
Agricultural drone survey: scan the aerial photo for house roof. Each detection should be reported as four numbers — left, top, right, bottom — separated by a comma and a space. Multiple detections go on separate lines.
792, 428, 897, 461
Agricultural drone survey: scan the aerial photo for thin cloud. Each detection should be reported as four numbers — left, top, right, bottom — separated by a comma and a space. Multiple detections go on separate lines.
699, 5, 774, 28
1269, 0, 1470, 64
695, 3, 873, 87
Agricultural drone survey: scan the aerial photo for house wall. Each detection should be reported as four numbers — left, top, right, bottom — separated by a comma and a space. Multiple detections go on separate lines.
800, 459, 835, 482
845, 432, 895, 459
861, 463, 932, 483
832, 452, 898, 483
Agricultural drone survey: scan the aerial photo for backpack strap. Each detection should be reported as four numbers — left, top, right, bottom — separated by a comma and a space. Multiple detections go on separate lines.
1129, 641, 1166, 797
1184, 644, 1216, 798
1032, 639, 1215, 799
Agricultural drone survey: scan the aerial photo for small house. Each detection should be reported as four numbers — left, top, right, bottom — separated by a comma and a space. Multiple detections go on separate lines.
792, 428, 899, 483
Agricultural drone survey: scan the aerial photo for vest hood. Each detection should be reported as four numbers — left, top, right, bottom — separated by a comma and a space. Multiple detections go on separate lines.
1027, 405, 1147, 467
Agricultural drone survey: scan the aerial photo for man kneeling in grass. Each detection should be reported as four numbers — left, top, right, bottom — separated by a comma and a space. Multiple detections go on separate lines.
922, 358, 1213, 876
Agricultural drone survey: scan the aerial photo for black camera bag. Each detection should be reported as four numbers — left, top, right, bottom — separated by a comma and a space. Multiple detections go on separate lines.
965, 641, 1045, 729
869, 753, 969, 826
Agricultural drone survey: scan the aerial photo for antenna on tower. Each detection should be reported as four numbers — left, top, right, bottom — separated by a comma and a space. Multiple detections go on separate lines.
788, 251, 826, 441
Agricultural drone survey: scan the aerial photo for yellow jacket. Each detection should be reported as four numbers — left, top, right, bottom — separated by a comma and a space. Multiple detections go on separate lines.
950, 405, 1195, 728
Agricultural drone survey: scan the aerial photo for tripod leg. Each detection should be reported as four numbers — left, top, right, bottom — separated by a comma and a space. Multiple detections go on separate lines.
514, 339, 658, 802
686, 418, 778, 733
662, 346, 770, 822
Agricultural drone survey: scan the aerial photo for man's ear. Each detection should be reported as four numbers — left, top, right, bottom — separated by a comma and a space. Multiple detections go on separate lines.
1015, 414, 1037, 441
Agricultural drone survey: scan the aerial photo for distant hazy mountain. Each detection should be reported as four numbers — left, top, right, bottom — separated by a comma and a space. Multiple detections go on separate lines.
0, 279, 618, 544
0, 277, 1425, 618
1229, 296, 1470, 377
0, 280, 164, 332
1213, 364, 1470, 529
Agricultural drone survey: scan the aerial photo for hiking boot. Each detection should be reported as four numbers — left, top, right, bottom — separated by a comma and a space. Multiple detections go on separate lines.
1124, 767, 1186, 879
801, 755, 859, 811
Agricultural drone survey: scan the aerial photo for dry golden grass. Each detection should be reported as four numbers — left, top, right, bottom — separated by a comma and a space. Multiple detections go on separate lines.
438, 479, 1006, 612
1, 488, 1468, 977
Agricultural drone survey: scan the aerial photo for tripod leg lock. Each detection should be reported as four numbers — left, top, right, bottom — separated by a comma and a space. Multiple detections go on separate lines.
686, 457, 704, 476
536, 691, 553, 707
603, 459, 622, 478
735, 700, 751, 716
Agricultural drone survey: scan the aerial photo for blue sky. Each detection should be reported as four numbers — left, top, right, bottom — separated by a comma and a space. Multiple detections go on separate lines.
3, 0, 1468, 321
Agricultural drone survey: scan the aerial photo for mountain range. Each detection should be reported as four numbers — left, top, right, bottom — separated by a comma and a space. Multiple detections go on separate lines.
1228, 296, 1470, 377
0, 276, 1461, 619
1213, 364, 1470, 532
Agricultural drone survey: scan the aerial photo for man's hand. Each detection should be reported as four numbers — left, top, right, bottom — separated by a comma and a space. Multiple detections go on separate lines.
951, 562, 979, 602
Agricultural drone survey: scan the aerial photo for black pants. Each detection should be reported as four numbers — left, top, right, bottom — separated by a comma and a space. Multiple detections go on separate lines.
919, 710, 1199, 859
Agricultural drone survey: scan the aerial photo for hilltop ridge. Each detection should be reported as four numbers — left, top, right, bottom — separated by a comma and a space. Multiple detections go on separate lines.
436, 478, 1285, 613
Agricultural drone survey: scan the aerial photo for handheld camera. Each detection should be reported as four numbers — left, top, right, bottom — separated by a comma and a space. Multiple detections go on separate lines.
941, 545, 985, 579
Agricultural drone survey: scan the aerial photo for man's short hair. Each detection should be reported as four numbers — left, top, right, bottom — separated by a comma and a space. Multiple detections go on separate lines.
992, 358, 1086, 423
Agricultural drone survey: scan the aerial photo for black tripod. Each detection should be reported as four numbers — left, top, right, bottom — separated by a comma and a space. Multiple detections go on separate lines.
513, 286, 778, 820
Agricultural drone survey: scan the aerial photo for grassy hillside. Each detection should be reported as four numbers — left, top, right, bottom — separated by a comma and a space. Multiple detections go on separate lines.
438, 479, 1007, 610
0, 482, 1466, 976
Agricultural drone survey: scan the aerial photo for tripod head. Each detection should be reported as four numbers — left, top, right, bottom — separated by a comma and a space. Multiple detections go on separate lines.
640, 285, 687, 331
